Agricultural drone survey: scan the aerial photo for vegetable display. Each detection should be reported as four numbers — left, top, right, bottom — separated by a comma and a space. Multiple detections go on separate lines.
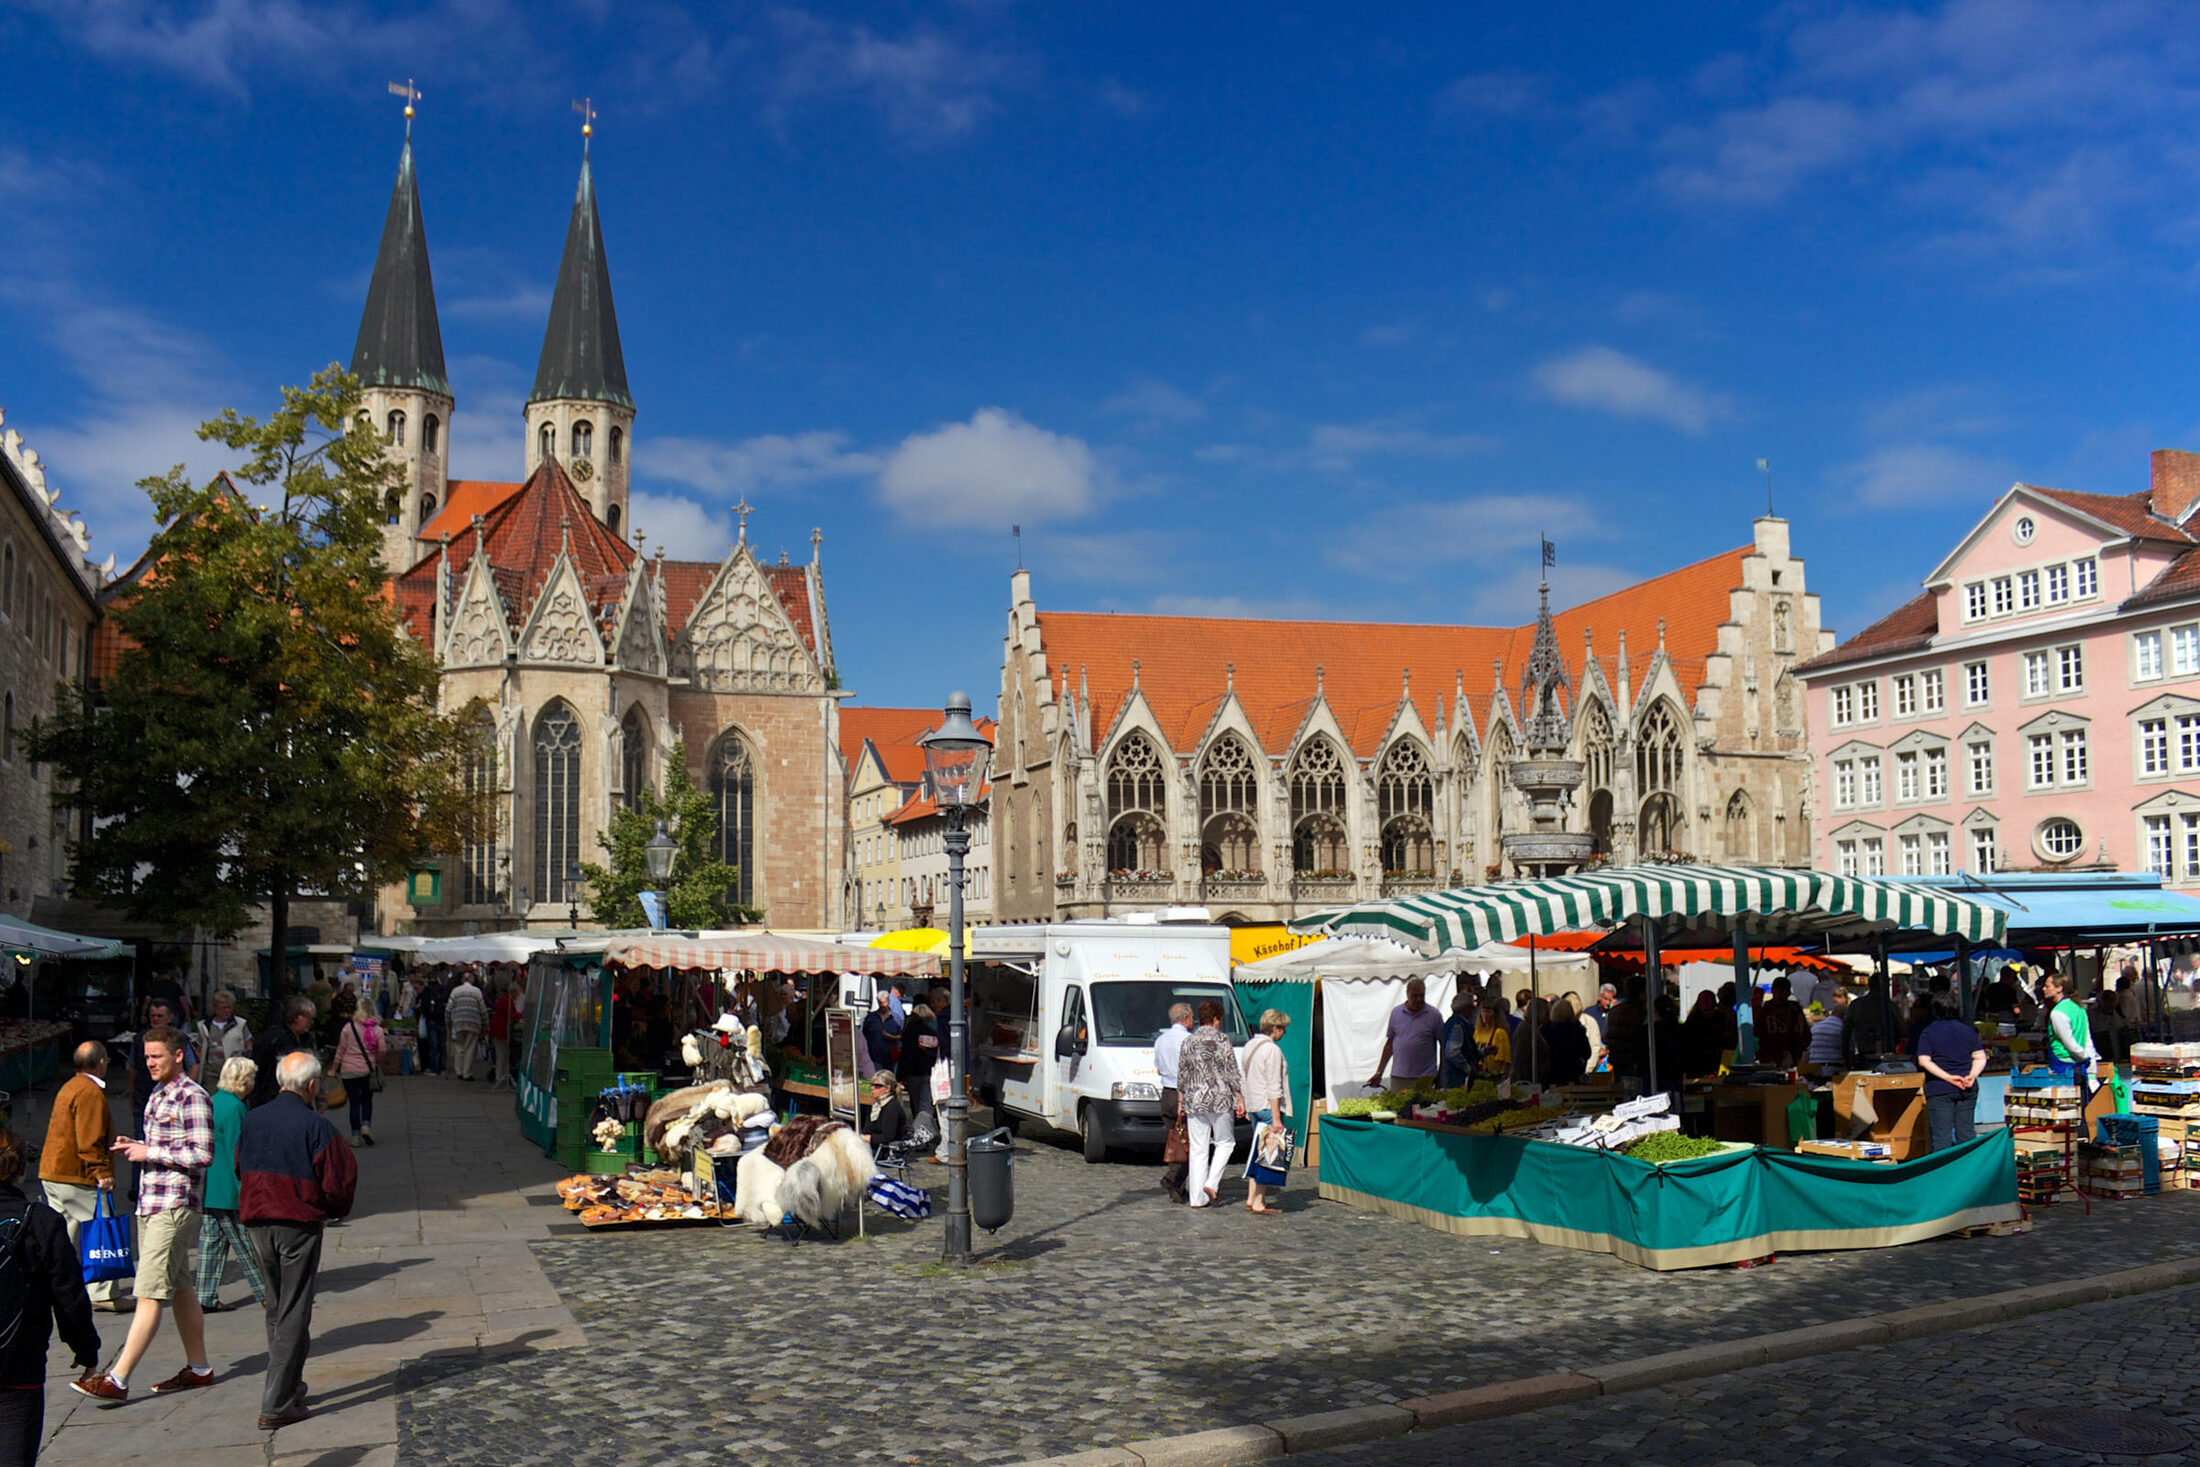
1622, 1132, 1728, 1164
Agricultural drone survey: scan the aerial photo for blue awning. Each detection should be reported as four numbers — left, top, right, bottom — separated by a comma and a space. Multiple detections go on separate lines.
1885, 875, 2200, 944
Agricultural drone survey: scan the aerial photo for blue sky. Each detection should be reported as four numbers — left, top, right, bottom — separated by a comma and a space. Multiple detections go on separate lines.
10, 1, 2200, 709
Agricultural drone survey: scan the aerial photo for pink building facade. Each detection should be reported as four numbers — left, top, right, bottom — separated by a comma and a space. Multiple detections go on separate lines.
1797, 451, 2200, 884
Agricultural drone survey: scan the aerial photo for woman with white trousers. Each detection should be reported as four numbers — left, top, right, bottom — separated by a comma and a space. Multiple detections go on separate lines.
1176, 999, 1245, 1208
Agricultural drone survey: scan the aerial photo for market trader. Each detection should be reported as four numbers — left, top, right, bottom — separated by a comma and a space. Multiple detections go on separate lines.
1367, 978, 1443, 1091
1914, 998, 1988, 1151
2042, 972, 2101, 1098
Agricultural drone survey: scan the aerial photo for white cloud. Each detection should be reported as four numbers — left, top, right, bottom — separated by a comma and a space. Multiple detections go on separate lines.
1100, 376, 1205, 424
763, 10, 1027, 144
15, 0, 466, 97
628, 491, 735, 560
878, 408, 1097, 528
1307, 420, 1498, 470
1531, 346, 1728, 435
1328, 494, 1606, 574
645, 430, 879, 497
1837, 443, 2012, 509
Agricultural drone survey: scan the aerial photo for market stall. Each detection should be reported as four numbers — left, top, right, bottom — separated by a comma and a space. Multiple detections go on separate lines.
0, 915, 129, 1084
1289, 864, 2018, 1265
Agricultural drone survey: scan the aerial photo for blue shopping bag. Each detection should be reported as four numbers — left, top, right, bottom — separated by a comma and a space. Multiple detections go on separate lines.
80, 1190, 134, 1285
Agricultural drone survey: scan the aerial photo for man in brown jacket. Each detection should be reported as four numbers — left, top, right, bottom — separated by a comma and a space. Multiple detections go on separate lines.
42, 1041, 124, 1309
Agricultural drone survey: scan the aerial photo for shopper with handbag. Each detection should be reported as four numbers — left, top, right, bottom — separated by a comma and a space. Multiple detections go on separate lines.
1152, 1004, 1194, 1204
38, 1041, 123, 1312
332, 1011, 382, 1146
1177, 1000, 1245, 1209
1240, 1010, 1294, 1215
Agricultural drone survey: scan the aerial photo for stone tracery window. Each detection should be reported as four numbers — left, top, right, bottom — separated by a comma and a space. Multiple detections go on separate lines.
712, 732, 756, 908
1198, 734, 1260, 875
1726, 788, 1755, 862
573, 420, 593, 459
1289, 738, 1349, 876
1377, 740, 1434, 875
538, 421, 554, 464
386, 409, 406, 447
620, 707, 648, 810
533, 702, 581, 904
1106, 732, 1168, 873
462, 707, 499, 906
1636, 700, 1687, 857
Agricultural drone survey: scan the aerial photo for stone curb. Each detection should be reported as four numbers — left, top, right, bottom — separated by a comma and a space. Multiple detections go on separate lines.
1013, 1252, 2200, 1467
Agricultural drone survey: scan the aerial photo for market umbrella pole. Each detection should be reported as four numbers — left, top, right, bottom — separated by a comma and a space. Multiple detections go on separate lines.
1529, 935, 1539, 1086
1642, 916, 1660, 1099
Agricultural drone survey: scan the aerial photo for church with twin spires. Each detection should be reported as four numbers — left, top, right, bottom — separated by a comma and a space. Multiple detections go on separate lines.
354, 134, 847, 932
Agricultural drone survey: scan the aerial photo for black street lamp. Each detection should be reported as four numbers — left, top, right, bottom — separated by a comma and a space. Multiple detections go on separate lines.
918, 690, 993, 1264
643, 820, 678, 930
566, 860, 585, 930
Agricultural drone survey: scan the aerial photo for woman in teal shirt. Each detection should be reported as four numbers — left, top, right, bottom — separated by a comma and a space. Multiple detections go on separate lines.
195, 1056, 271, 1312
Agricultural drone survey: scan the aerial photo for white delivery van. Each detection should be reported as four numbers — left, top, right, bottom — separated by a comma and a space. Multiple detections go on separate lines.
965, 915, 1247, 1162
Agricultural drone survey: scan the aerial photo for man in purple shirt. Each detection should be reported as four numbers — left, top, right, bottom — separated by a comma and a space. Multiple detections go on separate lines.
1368, 979, 1445, 1090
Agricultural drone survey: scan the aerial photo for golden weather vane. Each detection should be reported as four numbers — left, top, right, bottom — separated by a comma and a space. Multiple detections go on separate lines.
388, 79, 421, 138
573, 96, 596, 153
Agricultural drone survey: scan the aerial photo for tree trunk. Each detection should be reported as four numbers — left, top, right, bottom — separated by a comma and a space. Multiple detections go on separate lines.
268, 877, 290, 1000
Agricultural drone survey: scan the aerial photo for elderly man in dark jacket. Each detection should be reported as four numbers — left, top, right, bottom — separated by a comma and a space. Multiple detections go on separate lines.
237, 1050, 358, 1431
0, 1130, 100, 1463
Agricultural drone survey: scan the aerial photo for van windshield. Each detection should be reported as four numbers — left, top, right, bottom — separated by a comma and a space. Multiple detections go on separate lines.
1091, 982, 1245, 1047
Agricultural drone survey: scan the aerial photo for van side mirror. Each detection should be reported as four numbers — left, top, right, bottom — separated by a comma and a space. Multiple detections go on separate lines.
1054, 1023, 1085, 1059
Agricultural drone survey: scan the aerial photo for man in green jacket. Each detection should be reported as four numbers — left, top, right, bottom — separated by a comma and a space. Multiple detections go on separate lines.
2042, 972, 2099, 1097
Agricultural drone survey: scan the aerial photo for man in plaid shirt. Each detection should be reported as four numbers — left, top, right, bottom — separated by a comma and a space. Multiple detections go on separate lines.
71, 1025, 219, 1406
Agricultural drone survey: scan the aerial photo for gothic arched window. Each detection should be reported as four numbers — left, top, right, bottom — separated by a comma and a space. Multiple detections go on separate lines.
1636, 700, 1685, 797
418, 494, 437, 534
533, 702, 582, 904
423, 414, 440, 454
573, 420, 593, 459
605, 503, 621, 534
538, 421, 555, 464
1289, 738, 1349, 876
609, 425, 624, 464
1580, 699, 1614, 795
1106, 732, 1168, 873
386, 410, 406, 447
462, 707, 499, 905
1198, 735, 1260, 875
1726, 788, 1755, 862
1377, 740, 1434, 875
620, 707, 648, 810
712, 733, 756, 908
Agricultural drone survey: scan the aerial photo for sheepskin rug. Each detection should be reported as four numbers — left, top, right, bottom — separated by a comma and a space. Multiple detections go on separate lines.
734, 1120, 877, 1230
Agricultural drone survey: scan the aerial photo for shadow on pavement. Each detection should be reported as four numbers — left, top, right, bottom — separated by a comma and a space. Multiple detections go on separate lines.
316, 1257, 433, 1292
312, 1311, 442, 1351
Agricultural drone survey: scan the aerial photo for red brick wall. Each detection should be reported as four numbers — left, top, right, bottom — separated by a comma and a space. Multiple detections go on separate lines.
669, 689, 840, 928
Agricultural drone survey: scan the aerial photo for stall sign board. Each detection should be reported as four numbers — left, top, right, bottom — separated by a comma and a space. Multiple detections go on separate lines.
691, 1148, 715, 1205
825, 1009, 859, 1121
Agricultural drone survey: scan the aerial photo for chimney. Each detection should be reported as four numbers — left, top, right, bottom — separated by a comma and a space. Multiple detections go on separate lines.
2152, 449, 2200, 523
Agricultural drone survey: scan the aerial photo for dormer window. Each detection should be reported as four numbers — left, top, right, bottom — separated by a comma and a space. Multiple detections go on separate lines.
386, 410, 406, 447
573, 421, 593, 459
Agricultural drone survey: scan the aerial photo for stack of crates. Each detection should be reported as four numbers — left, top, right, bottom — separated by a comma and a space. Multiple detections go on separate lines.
2087, 1114, 2163, 1196
2016, 1145, 2071, 1204
552, 1047, 616, 1173
2006, 1070, 2083, 1126
2130, 1045, 2200, 1119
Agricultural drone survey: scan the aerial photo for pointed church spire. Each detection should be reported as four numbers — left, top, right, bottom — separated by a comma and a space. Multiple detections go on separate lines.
531, 157, 633, 410
352, 140, 449, 396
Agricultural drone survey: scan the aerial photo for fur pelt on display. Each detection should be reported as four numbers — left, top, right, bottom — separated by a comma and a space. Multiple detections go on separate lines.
734, 1120, 878, 1229
644, 1082, 770, 1158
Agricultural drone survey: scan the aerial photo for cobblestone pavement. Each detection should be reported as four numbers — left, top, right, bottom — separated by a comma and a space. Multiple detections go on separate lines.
1296, 1281, 2200, 1467
396, 1123, 2200, 1467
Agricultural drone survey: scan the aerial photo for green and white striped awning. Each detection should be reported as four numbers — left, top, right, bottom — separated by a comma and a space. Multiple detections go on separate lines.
1286, 865, 2008, 957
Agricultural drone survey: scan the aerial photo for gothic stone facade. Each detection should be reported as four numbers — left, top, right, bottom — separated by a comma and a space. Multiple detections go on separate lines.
993, 518, 1834, 922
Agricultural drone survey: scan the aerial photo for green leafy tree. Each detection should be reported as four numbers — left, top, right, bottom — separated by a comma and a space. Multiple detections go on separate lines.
579, 741, 759, 929
29, 368, 478, 974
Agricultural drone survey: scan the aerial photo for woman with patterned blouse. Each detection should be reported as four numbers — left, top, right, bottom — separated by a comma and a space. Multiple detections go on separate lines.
1178, 999, 1245, 1209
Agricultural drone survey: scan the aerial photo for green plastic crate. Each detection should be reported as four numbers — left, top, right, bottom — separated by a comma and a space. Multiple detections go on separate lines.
581, 1149, 632, 1176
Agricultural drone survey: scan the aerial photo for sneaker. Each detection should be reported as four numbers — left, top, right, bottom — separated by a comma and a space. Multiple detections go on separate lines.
148, 1366, 215, 1394
360, 1127, 375, 1146
70, 1372, 127, 1405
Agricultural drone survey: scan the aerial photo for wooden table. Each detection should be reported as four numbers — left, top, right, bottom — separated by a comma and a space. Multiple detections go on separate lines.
1832, 1072, 1928, 1160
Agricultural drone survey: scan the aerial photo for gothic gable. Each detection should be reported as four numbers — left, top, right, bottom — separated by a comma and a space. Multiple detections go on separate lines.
442, 554, 513, 669
671, 546, 822, 693
613, 563, 666, 677
518, 553, 606, 666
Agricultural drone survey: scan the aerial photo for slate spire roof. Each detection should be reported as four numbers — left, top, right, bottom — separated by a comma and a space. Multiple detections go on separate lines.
351, 140, 450, 398
530, 158, 633, 409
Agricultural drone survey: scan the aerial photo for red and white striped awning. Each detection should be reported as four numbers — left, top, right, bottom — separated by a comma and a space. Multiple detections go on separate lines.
598, 932, 941, 978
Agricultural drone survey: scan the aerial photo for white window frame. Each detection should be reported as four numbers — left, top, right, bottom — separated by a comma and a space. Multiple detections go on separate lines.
1860, 755, 1882, 805
1970, 826, 1998, 874
1895, 750, 1919, 803
1992, 576, 2014, 615
2018, 569, 2041, 610
1836, 839, 1858, 877
1921, 669, 1945, 713
1924, 746, 1948, 799
1966, 740, 1994, 795
2027, 733, 2056, 788
2137, 631, 2163, 682
1862, 837, 1885, 876
1857, 681, 1880, 722
1831, 686, 1854, 727
1833, 759, 1856, 810
2023, 649, 2050, 698
1928, 830, 1953, 875
2177, 625, 2200, 677
1892, 674, 1916, 718
1899, 832, 1922, 875
2180, 713, 2200, 772
2057, 643, 2084, 693
2045, 563, 2069, 604
2075, 557, 2099, 599
1965, 661, 1990, 706
2142, 718, 2170, 776
1964, 582, 1989, 621
2061, 728, 2089, 785
2146, 814, 2174, 877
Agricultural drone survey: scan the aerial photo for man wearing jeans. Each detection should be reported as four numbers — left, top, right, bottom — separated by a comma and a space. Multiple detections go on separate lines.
70, 1027, 216, 1406
237, 1051, 358, 1430
1915, 997, 1987, 1152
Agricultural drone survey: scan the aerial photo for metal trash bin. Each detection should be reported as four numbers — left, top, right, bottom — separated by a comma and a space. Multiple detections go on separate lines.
968, 1126, 1015, 1233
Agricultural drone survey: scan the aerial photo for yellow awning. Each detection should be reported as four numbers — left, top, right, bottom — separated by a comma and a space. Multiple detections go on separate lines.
870, 928, 950, 955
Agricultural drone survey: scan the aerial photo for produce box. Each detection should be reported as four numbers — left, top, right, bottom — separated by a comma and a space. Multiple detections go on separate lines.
1796, 1139, 1895, 1163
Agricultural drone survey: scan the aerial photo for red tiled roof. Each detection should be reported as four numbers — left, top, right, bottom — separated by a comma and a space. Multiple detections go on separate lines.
415, 479, 524, 548
841, 707, 942, 771
2126, 547, 2200, 610
1036, 546, 1751, 758
394, 456, 635, 641
645, 556, 819, 656
764, 563, 819, 659
1793, 591, 1938, 675
883, 782, 992, 827
2026, 485, 2193, 545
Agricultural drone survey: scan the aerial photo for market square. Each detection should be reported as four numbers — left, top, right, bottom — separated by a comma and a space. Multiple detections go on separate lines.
11, 4, 2200, 1466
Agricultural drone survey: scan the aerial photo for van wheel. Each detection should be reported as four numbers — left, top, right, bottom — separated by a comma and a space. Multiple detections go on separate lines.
1080, 1107, 1107, 1163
